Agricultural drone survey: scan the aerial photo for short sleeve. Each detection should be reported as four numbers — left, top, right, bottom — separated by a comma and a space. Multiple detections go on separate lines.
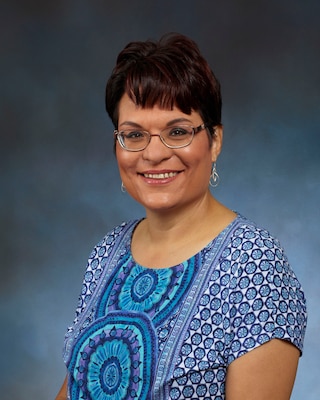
222, 224, 307, 365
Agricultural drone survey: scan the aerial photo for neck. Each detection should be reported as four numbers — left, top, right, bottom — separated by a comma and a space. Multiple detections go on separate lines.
131, 192, 236, 268
140, 192, 230, 244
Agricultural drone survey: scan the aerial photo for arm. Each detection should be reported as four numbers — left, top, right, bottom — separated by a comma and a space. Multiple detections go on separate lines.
225, 339, 300, 400
55, 375, 68, 400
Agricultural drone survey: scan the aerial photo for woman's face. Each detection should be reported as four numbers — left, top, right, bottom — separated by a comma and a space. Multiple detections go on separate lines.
115, 93, 222, 214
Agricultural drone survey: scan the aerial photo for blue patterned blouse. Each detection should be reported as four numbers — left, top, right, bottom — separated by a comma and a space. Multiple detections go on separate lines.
63, 214, 307, 400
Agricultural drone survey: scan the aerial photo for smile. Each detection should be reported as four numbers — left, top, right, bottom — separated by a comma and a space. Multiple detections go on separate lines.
143, 172, 178, 179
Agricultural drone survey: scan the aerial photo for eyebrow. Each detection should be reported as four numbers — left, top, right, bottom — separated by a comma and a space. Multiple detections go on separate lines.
118, 117, 193, 129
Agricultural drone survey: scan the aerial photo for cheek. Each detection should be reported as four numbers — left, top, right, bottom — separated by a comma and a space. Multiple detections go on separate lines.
183, 144, 212, 168
116, 150, 137, 175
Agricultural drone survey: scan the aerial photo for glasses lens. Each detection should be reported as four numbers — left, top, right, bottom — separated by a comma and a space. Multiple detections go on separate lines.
116, 125, 196, 151
120, 130, 149, 151
161, 126, 193, 148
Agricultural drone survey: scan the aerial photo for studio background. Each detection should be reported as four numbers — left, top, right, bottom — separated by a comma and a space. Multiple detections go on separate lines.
1, 1, 319, 399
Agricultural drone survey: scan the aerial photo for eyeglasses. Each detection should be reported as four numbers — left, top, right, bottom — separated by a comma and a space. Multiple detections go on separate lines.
114, 123, 208, 152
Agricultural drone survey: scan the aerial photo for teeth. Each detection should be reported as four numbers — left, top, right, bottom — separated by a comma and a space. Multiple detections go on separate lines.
143, 172, 177, 179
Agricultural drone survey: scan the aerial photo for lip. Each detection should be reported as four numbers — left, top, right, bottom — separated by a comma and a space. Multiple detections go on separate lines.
139, 170, 181, 183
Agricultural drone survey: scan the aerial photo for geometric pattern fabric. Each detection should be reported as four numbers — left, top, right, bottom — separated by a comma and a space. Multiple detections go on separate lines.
63, 215, 307, 399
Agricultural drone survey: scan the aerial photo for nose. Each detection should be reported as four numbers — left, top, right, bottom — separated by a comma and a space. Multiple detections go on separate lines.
142, 134, 173, 161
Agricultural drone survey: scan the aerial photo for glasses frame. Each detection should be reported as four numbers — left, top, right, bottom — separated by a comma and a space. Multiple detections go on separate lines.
114, 123, 208, 152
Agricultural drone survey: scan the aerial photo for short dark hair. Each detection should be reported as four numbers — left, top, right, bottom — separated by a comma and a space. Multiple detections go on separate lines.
105, 33, 222, 133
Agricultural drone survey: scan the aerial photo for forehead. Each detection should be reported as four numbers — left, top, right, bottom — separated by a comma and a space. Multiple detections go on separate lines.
118, 94, 201, 127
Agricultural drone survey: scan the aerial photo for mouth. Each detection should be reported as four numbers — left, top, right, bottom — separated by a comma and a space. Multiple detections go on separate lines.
142, 172, 179, 179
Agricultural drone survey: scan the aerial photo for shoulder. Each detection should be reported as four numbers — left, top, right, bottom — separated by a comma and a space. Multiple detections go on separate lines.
88, 219, 138, 261
71, 220, 140, 319
95, 219, 140, 251
83, 219, 140, 284
215, 215, 307, 355
225, 215, 288, 268
222, 215, 305, 294
230, 215, 281, 246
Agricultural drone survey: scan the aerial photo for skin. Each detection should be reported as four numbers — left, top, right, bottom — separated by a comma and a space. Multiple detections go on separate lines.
116, 95, 221, 216
225, 339, 300, 400
55, 94, 300, 399
116, 94, 235, 268
55, 375, 67, 400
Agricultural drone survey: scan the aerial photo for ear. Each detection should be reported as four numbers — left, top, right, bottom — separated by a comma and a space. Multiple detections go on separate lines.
211, 125, 223, 162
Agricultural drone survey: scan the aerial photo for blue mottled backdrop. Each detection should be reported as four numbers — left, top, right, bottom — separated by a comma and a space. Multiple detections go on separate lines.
1, 1, 319, 398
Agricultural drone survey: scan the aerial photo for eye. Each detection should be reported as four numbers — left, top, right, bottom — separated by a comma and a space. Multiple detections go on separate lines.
124, 130, 145, 140
168, 127, 190, 137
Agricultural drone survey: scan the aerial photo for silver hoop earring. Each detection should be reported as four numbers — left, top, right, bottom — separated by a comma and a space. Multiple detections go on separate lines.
209, 162, 220, 187
121, 182, 126, 193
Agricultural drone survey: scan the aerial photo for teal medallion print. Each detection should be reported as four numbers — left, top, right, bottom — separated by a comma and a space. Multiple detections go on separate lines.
97, 256, 198, 326
69, 311, 156, 399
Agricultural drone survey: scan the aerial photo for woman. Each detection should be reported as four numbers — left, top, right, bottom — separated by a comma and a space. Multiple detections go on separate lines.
56, 33, 307, 400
